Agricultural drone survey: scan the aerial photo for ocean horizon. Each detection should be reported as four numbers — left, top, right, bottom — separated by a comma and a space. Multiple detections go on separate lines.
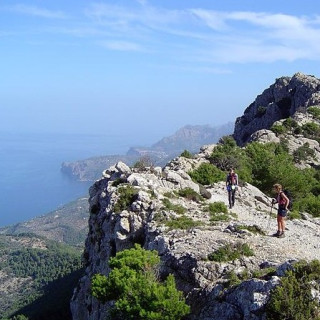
0, 131, 137, 227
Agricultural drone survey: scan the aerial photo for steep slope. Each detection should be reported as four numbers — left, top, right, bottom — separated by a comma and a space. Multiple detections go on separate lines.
0, 233, 83, 319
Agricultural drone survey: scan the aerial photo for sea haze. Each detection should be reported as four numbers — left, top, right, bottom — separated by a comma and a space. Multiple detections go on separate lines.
0, 131, 134, 227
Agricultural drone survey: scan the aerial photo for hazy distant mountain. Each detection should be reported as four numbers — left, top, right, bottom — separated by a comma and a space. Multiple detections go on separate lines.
62, 122, 234, 181
151, 123, 234, 154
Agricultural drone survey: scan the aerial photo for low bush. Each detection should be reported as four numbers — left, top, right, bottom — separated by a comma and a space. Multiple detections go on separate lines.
208, 202, 228, 214
208, 202, 229, 222
236, 225, 266, 235
208, 242, 254, 262
307, 106, 320, 120
295, 194, 320, 217
271, 124, 286, 135
266, 260, 320, 320
177, 188, 204, 203
91, 244, 190, 320
165, 216, 203, 230
293, 143, 316, 163
162, 198, 186, 215
180, 150, 193, 159
189, 163, 225, 185
114, 185, 138, 212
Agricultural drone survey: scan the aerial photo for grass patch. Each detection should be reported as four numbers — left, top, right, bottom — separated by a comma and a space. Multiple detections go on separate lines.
177, 188, 204, 203
207, 202, 230, 222
236, 224, 266, 235
162, 198, 186, 215
163, 191, 175, 198
165, 216, 203, 230
208, 242, 254, 262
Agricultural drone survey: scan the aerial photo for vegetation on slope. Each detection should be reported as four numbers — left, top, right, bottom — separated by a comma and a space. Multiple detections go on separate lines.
0, 233, 84, 320
189, 135, 320, 217
91, 244, 190, 320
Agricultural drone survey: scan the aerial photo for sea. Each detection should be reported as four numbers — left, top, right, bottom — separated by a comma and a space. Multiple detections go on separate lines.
0, 131, 137, 227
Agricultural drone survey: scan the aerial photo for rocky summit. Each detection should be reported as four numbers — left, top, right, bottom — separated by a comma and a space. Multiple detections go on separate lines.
234, 72, 320, 146
70, 73, 320, 320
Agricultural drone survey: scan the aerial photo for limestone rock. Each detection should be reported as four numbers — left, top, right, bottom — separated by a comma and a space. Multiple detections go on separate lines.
234, 73, 320, 146
71, 154, 320, 320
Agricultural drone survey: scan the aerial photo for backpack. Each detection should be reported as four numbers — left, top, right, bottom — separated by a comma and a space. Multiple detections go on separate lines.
227, 173, 237, 185
283, 189, 293, 210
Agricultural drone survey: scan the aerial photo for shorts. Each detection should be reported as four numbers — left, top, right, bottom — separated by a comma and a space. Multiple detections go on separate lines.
278, 208, 287, 217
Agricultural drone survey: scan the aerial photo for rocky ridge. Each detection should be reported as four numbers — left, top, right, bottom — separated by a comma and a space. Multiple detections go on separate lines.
70, 73, 320, 320
71, 156, 320, 320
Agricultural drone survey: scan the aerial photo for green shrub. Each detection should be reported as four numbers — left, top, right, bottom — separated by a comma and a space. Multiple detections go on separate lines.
209, 212, 230, 222
287, 210, 301, 220
162, 198, 186, 215
208, 242, 254, 262
293, 143, 316, 163
266, 260, 320, 320
236, 224, 266, 235
189, 163, 225, 185
208, 202, 229, 222
114, 185, 138, 212
252, 267, 276, 279
91, 244, 190, 320
112, 178, 125, 187
226, 270, 241, 287
210, 136, 240, 171
283, 117, 298, 129
301, 122, 320, 138
256, 106, 267, 117
208, 202, 228, 214
294, 126, 303, 135
180, 150, 193, 159
271, 124, 286, 135
307, 106, 320, 120
133, 156, 154, 170
295, 194, 320, 217
165, 216, 203, 230
177, 188, 204, 202
163, 191, 175, 198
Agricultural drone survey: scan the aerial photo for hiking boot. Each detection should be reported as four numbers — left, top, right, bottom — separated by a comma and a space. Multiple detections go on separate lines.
273, 230, 281, 237
277, 232, 285, 238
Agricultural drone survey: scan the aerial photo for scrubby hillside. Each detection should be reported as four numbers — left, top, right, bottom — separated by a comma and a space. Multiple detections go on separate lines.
0, 233, 83, 320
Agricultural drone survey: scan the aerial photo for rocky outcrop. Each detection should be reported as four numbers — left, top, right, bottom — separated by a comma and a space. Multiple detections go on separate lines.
234, 73, 320, 146
70, 154, 320, 320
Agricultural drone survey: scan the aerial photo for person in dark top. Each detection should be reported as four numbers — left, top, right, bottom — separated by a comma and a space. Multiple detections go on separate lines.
226, 168, 238, 209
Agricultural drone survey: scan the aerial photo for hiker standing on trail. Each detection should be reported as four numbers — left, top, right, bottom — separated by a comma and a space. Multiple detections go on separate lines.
272, 183, 289, 238
226, 168, 238, 209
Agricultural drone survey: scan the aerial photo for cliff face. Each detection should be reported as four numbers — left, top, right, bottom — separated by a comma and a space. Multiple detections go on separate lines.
234, 72, 320, 146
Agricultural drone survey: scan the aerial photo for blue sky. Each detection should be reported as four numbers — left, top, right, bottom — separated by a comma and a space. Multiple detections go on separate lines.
1, 0, 320, 144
